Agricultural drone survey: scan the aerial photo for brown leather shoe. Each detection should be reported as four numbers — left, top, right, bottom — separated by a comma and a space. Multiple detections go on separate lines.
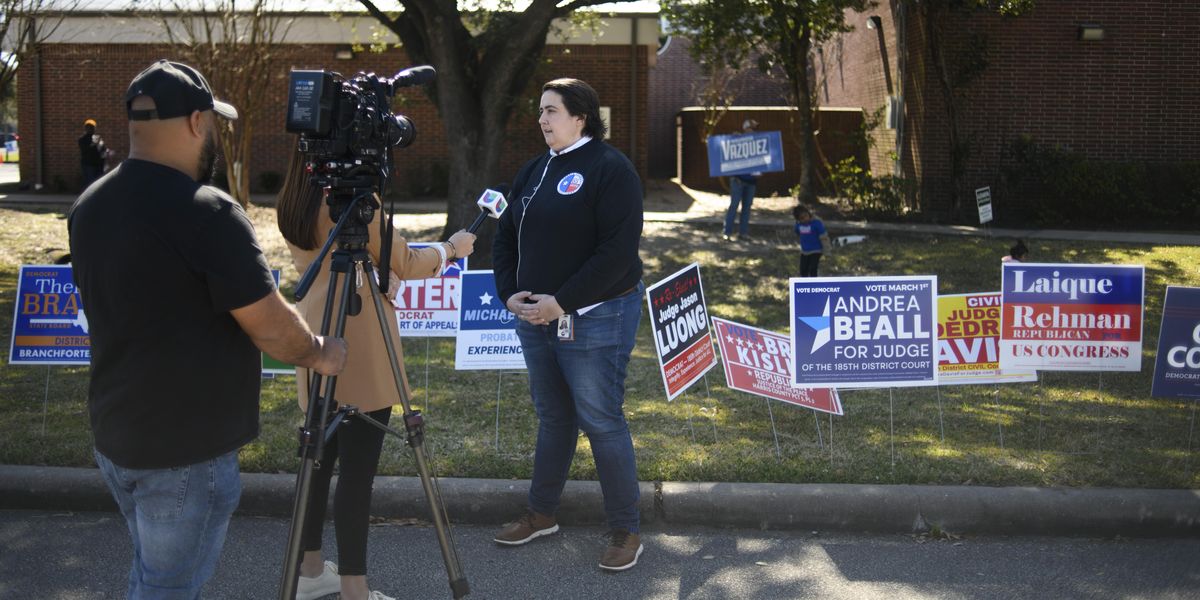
493, 509, 559, 545
598, 529, 643, 571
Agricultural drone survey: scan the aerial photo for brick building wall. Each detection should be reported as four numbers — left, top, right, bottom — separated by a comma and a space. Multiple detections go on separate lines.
815, 0, 1200, 222
20, 42, 651, 195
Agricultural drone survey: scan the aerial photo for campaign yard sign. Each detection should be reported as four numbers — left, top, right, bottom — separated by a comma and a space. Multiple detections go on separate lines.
647, 263, 717, 400
790, 276, 938, 389
10, 265, 89, 365
1151, 286, 1200, 399
454, 270, 525, 370
11, 265, 303, 376
706, 131, 785, 178
393, 243, 467, 337
712, 317, 842, 415
999, 263, 1144, 372
937, 292, 1036, 385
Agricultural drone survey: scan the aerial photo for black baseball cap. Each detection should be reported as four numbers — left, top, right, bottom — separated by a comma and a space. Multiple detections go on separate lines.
125, 60, 239, 121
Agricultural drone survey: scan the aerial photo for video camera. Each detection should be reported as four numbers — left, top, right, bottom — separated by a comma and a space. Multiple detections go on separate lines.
284, 65, 435, 244
285, 65, 434, 192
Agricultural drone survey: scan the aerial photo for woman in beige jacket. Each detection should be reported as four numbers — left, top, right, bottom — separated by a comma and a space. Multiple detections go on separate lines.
276, 150, 474, 600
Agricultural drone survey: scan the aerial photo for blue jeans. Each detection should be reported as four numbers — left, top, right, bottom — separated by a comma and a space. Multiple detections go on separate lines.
724, 178, 756, 235
515, 281, 644, 533
95, 448, 241, 600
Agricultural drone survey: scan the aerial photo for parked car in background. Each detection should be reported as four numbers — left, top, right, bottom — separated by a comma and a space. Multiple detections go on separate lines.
1, 133, 19, 163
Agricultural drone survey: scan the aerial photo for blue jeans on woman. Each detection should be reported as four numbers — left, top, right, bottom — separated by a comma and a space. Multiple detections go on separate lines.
724, 177, 756, 236
95, 448, 241, 600
514, 281, 644, 533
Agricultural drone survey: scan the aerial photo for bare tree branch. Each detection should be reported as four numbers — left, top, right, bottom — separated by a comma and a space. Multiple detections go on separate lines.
152, 0, 293, 206
0, 0, 82, 111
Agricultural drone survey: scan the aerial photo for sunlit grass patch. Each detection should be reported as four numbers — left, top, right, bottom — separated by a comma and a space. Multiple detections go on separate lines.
1, 206, 1199, 489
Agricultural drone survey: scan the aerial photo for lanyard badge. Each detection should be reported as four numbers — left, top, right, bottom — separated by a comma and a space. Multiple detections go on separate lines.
556, 314, 574, 341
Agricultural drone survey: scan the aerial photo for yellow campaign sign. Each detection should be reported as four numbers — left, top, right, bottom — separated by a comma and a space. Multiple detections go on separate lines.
937, 292, 1036, 385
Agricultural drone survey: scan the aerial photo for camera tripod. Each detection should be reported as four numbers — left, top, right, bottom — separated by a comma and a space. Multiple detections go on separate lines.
278, 190, 469, 599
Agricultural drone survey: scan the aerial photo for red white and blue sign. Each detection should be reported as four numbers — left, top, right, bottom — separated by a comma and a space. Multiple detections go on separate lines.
706, 131, 785, 177
454, 270, 525, 370
1151, 286, 1200, 399
9, 265, 89, 365
393, 243, 467, 338
789, 276, 938, 389
999, 263, 1144, 371
647, 262, 717, 400
556, 172, 584, 195
712, 317, 842, 415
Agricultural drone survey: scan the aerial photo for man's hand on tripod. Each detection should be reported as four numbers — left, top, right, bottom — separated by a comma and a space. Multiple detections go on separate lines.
312, 336, 348, 376
230, 290, 348, 375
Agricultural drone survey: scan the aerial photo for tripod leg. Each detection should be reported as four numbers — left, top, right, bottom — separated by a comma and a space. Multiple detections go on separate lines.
362, 256, 470, 599
279, 251, 357, 600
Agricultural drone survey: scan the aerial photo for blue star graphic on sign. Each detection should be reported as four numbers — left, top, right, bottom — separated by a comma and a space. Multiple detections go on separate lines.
797, 296, 832, 353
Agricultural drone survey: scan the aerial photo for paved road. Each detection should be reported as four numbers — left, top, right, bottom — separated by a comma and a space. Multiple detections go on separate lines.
2, 510, 1198, 600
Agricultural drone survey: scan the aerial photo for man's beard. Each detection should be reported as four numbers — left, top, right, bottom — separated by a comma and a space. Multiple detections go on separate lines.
197, 133, 218, 185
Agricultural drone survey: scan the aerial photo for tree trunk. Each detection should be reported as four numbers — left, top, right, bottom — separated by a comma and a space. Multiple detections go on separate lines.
441, 113, 506, 268
775, 7, 817, 207
793, 25, 818, 207
361, 0, 559, 268
922, 1, 965, 219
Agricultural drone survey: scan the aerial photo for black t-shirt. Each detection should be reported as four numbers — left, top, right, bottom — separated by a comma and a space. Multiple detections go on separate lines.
493, 139, 643, 312
68, 159, 276, 469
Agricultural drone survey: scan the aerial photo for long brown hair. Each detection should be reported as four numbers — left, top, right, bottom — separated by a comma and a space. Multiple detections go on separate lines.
275, 147, 322, 250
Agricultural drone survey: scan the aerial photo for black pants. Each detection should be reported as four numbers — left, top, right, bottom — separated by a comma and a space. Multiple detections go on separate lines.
300, 406, 392, 575
800, 252, 822, 277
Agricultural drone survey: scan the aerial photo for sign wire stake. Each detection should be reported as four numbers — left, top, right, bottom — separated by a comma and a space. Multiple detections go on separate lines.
1097, 372, 1104, 450
813, 410, 824, 449
41, 366, 51, 436
1187, 401, 1197, 475
1037, 371, 1045, 454
765, 398, 782, 460
829, 412, 835, 468
494, 371, 502, 452
889, 388, 896, 478
995, 384, 1005, 450
703, 373, 718, 442
423, 337, 432, 414
935, 385, 946, 443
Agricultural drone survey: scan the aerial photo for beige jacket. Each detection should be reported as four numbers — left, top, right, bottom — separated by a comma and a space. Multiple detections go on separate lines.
289, 209, 444, 413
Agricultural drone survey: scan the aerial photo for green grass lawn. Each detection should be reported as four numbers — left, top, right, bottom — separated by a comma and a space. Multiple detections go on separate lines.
2, 204, 1198, 488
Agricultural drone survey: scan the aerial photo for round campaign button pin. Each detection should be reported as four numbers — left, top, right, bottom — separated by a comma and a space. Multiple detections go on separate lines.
557, 172, 584, 195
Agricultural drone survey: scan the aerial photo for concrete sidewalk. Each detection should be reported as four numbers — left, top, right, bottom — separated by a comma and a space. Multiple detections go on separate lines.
2, 464, 1197, 538
5, 186, 1199, 247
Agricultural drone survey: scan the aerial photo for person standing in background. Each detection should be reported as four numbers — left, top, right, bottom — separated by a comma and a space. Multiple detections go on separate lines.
794, 204, 831, 277
78, 118, 108, 190
1002, 240, 1028, 263
723, 118, 761, 241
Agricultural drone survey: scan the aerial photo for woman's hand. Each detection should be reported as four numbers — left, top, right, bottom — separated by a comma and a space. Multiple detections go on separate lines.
448, 230, 476, 259
506, 292, 564, 326
523, 294, 564, 326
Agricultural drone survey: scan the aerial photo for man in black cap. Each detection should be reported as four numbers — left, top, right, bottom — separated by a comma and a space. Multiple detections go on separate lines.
68, 59, 348, 599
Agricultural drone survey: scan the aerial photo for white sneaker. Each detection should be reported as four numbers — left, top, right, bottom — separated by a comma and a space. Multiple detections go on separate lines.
367, 592, 397, 600
295, 561, 340, 600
